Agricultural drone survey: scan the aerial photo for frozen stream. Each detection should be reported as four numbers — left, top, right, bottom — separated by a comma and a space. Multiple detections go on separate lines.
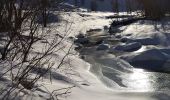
76, 30, 170, 93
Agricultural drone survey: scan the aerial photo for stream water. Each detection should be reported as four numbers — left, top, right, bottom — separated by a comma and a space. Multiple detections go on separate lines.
76, 29, 170, 93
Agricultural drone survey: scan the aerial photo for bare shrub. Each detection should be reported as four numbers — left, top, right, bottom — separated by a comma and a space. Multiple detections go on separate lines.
0, 0, 75, 99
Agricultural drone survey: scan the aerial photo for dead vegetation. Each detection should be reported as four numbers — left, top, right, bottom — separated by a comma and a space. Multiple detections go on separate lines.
0, 0, 75, 99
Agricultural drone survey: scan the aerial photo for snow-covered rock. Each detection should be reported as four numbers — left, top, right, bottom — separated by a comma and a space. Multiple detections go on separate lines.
121, 21, 170, 46
120, 48, 170, 72
97, 44, 110, 50
111, 42, 142, 52
128, 37, 160, 45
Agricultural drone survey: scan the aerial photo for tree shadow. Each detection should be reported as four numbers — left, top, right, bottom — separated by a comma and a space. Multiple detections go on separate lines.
36, 13, 61, 25
30, 67, 79, 86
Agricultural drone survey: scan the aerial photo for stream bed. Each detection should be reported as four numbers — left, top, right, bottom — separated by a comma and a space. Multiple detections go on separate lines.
75, 28, 170, 93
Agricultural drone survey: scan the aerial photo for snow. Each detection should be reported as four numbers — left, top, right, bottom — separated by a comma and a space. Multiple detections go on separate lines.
58, 11, 113, 38
1, 4, 170, 100
121, 20, 170, 46
0, 9, 120, 100
119, 47, 170, 72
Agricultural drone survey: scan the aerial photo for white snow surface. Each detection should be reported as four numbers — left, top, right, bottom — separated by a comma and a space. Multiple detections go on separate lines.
1, 10, 170, 100
121, 20, 170, 46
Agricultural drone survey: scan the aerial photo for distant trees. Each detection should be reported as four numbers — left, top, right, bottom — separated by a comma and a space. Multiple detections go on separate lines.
136, 0, 170, 19
122, 0, 170, 19
80, 0, 85, 6
126, 0, 140, 15
90, 0, 97, 11
74, 0, 78, 6
126, 0, 132, 14
112, 0, 119, 14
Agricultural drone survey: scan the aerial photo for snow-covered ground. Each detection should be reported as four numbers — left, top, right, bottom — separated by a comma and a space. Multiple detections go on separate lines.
43, 11, 170, 100
1, 5, 170, 100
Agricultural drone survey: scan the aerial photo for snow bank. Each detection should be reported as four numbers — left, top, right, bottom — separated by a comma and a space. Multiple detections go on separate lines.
120, 48, 170, 72
121, 20, 170, 46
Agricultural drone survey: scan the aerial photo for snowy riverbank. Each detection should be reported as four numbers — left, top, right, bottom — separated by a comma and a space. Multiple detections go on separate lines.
1, 8, 170, 100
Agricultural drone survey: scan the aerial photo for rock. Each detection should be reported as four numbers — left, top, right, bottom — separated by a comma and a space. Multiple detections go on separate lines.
128, 37, 160, 45
120, 37, 129, 43
124, 33, 132, 36
95, 39, 103, 45
74, 38, 89, 45
81, 55, 85, 59
109, 28, 122, 35
112, 42, 142, 52
115, 34, 121, 39
77, 33, 85, 38
120, 48, 170, 72
97, 44, 110, 50
120, 37, 160, 45
81, 83, 89, 86
160, 48, 170, 55
122, 49, 169, 61
103, 26, 109, 30
87, 28, 102, 33
68, 36, 75, 41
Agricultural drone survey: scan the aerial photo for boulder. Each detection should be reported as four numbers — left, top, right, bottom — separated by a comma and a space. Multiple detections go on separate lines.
74, 38, 89, 45
120, 37, 160, 45
128, 37, 160, 45
68, 36, 75, 41
124, 33, 132, 36
95, 39, 103, 45
104, 26, 109, 30
115, 34, 121, 39
77, 33, 85, 38
97, 44, 110, 50
87, 28, 102, 33
112, 42, 142, 52
120, 37, 129, 43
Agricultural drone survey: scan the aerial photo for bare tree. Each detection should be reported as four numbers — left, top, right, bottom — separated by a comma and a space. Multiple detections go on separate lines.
136, 0, 170, 19
90, 0, 97, 11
